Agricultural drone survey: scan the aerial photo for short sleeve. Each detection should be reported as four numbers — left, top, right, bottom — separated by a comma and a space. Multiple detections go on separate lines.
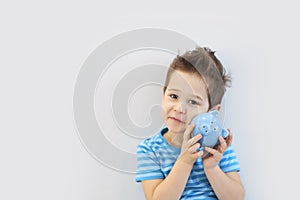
135, 141, 164, 182
219, 145, 241, 173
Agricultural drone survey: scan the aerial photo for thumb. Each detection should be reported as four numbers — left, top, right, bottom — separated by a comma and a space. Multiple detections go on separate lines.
183, 124, 195, 143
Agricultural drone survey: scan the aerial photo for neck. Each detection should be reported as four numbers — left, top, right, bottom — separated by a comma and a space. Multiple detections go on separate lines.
164, 130, 184, 148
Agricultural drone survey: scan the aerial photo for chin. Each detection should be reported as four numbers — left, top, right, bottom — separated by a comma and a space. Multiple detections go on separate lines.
168, 126, 186, 134
166, 120, 185, 131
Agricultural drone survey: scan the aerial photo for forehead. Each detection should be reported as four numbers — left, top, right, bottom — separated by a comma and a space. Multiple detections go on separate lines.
167, 70, 208, 98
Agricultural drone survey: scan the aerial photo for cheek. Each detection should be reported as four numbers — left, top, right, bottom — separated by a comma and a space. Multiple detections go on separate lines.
162, 102, 171, 113
187, 109, 200, 121
161, 98, 174, 114
187, 106, 208, 122
161, 97, 169, 113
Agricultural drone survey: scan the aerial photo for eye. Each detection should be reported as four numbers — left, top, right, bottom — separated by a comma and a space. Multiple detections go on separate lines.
188, 99, 199, 105
169, 94, 178, 100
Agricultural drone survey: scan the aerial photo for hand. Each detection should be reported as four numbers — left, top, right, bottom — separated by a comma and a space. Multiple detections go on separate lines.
202, 128, 233, 169
177, 124, 204, 165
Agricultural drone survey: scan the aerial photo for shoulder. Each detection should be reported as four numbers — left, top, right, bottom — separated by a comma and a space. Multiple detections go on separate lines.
137, 130, 166, 154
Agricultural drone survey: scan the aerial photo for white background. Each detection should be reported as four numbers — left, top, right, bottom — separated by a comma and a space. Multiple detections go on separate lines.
1, 0, 299, 199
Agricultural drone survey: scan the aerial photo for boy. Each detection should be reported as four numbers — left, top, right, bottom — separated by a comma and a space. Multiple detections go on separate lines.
136, 47, 245, 199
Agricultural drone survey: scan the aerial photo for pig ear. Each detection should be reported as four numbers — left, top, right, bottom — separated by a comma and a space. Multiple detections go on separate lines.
222, 128, 229, 138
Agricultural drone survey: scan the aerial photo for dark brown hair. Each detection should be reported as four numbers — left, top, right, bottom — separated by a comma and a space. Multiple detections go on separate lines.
163, 46, 231, 109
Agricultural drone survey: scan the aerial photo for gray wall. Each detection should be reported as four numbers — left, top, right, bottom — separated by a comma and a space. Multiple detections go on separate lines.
1, 0, 299, 199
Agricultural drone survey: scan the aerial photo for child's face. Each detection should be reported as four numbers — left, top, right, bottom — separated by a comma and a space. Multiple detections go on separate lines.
162, 70, 209, 134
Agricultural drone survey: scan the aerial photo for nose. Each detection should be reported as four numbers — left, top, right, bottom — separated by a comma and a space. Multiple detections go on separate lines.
174, 101, 187, 114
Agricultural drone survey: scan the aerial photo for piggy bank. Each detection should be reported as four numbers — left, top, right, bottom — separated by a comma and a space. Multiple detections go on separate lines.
191, 110, 228, 150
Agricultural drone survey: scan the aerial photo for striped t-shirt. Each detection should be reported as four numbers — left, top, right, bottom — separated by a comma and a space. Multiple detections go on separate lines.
136, 127, 240, 200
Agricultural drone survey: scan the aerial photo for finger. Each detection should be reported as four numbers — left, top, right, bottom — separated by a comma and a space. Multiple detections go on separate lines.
187, 134, 202, 147
218, 136, 227, 153
183, 124, 195, 143
204, 146, 223, 161
188, 142, 200, 153
202, 151, 212, 159
198, 150, 204, 157
193, 150, 204, 159
204, 146, 220, 156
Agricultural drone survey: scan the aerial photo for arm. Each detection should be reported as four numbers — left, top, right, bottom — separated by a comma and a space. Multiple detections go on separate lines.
142, 160, 193, 200
204, 167, 245, 200
203, 130, 245, 200
141, 125, 203, 200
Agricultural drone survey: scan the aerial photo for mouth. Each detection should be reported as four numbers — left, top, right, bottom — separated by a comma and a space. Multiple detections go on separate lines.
169, 117, 184, 123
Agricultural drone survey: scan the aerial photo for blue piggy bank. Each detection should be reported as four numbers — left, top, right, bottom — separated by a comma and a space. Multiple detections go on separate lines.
191, 110, 228, 150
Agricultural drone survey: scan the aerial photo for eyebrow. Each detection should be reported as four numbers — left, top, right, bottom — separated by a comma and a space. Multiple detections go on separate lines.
167, 88, 204, 100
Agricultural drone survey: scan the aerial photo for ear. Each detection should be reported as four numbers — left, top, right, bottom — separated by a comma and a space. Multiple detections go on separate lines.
209, 104, 221, 112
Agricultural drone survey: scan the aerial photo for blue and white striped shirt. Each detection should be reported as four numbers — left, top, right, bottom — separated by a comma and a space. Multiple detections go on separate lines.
136, 127, 240, 200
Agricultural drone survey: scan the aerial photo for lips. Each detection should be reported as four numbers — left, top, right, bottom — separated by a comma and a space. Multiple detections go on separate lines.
169, 117, 184, 123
